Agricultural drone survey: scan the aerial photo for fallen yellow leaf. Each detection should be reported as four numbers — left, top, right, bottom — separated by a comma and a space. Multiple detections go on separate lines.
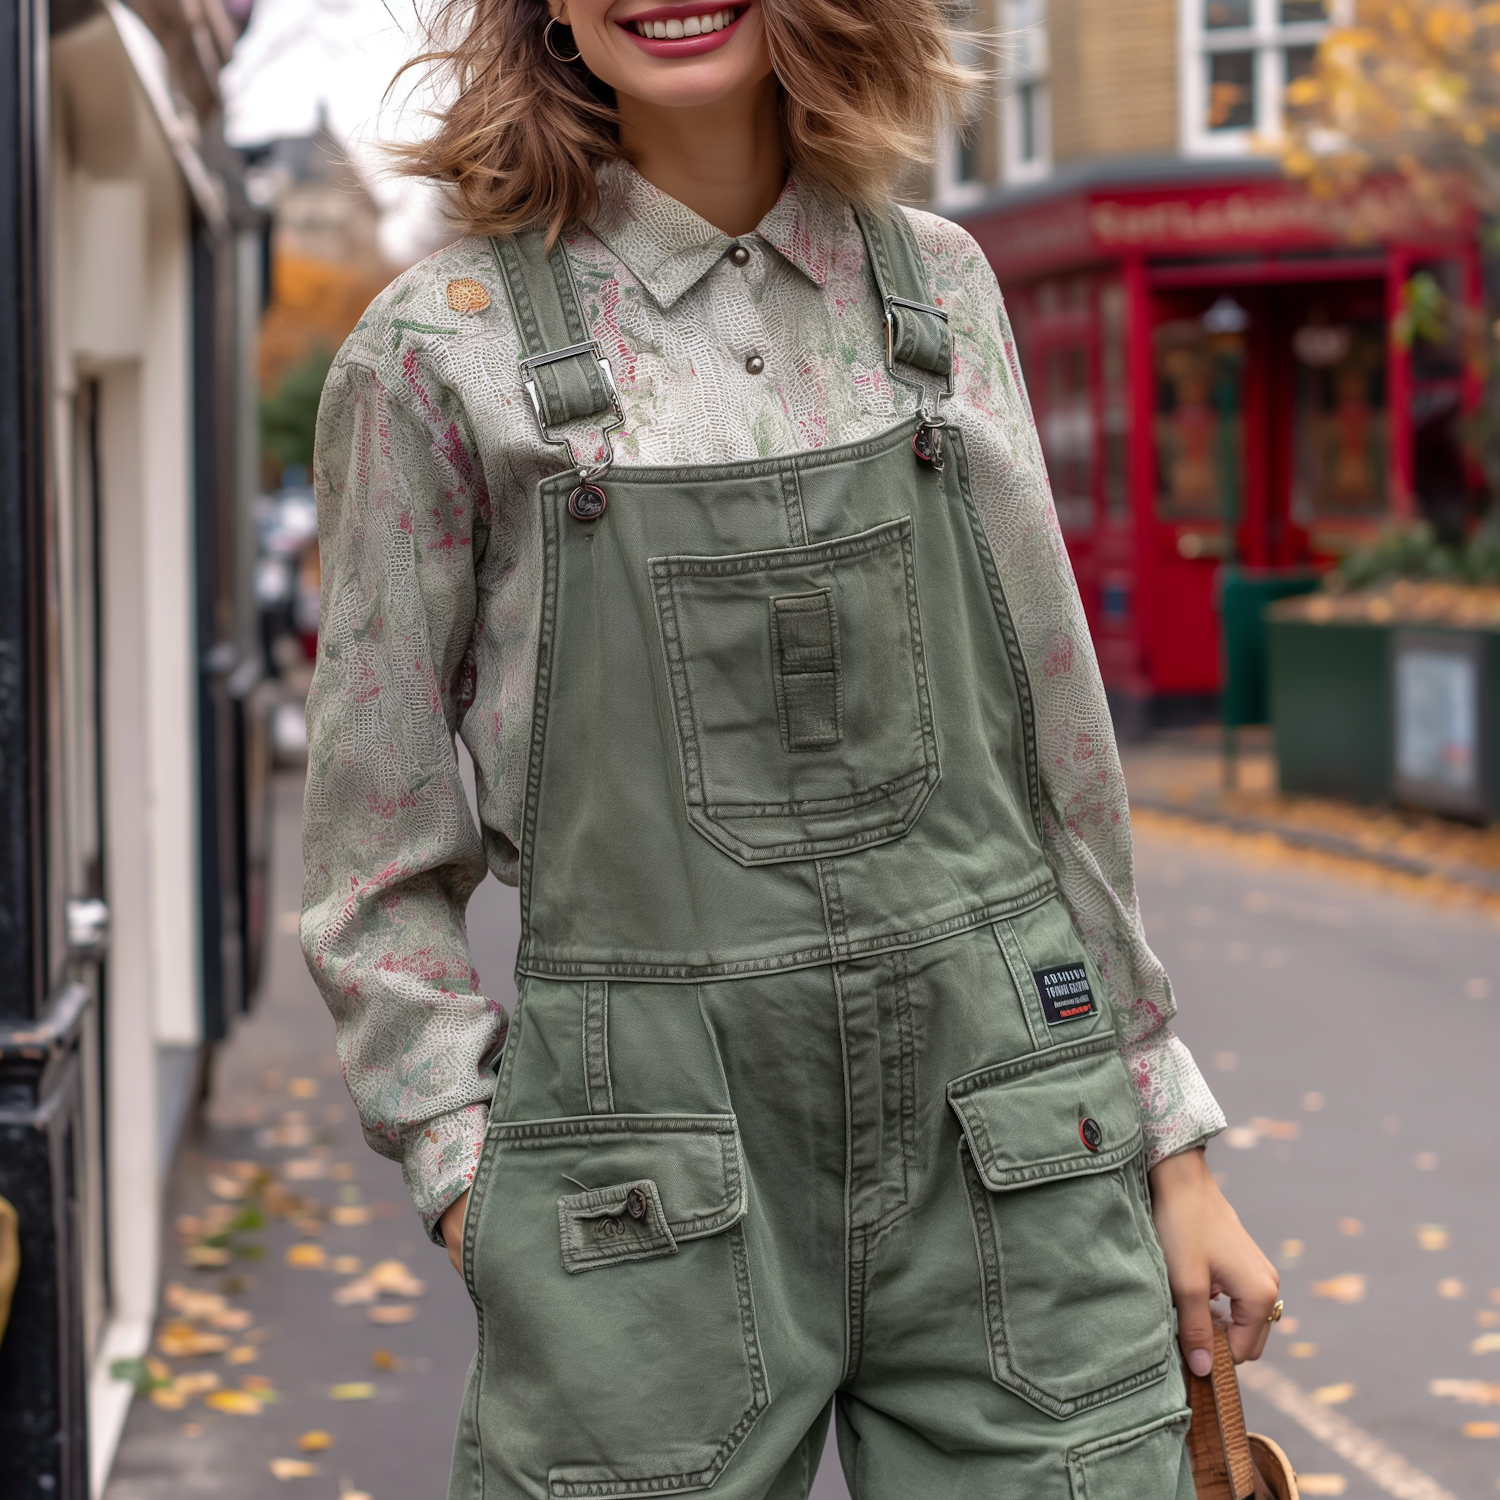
270, 1458, 317, 1479
289, 1077, 319, 1098
184, 1245, 231, 1268
1312, 1274, 1366, 1304
1439, 1278, 1466, 1300
1250, 1117, 1300, 1141
207, 1174, 247, 1201
1462, 1421, 1499, 1438
1289, 1342, 1319, 1358
1274, 1315, 1301, 1335
1417, 1224, 1450, 1251
370, 1348, 402, 1372
332, 1256, 362, 1275
367, 1261, 425, 1297
330, 1382, 375, 1401
157, 1322, 230, 1358
340, 1491, 372, 1500
209, 1307, 253, 1331
225, 1345, 257, 1365
1337, 1218, 1362, 1236
1311, 1383, 1355, 1405
286, 1244, 327, 1269
1431, 1379, 1500, 1405
1471, 1333, 1500, 1355
149, 1387, 188, 1411
329, 1205, 371, 1228
297, 1430, 335, 1452
242, 1374, 276, 1393
1280, 1239, 1304, 1263
205, 1389, 262, 1415
368, 1304, 415, 1325
1478, 1311, 1500, 1328
1297, 1478, 1346, 1496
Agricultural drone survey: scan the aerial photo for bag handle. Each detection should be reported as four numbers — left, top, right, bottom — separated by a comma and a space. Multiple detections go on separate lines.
1185, 1325, 1265, 1500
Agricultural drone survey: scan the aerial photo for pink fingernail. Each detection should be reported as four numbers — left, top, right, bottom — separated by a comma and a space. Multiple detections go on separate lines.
1187, 1349, 1213, 1377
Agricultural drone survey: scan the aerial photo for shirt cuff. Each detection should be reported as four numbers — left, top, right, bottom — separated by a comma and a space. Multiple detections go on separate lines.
397, 1103, 491, 1243
1120, 1030, 1227, 1168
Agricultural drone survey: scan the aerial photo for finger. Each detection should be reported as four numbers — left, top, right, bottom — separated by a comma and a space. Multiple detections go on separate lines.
1174, 1281, 1216, 1378
1227, 1315, 1271, 1363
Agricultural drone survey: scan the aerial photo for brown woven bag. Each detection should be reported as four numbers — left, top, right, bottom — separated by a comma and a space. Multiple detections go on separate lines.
1185, 1326, 1299, 1500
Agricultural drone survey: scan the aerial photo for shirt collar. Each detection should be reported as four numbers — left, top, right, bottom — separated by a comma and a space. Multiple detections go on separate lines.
587, 161, 844, 308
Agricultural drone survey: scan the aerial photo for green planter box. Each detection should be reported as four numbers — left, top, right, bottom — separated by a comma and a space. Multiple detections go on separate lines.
1268, 615, 1500, 818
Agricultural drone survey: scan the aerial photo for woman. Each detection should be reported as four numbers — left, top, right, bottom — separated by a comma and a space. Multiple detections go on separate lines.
302, 1, 1280, 1494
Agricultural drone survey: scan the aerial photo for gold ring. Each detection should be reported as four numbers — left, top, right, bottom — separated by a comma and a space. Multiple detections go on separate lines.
1268, 1299, 1284, 1324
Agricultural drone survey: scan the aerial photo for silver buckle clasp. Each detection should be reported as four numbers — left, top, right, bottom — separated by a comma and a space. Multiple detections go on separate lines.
882, 295, 950, 374
519, 340, 626, 483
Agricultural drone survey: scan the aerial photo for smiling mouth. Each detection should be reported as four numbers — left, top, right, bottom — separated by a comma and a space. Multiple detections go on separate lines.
625, 6, 743, 40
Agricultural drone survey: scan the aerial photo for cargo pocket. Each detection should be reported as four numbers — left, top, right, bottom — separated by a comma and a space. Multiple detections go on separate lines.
949, 1033, 1173, 1419
465, 1112, 767, 1499
649, 517, 939, 865
1066, 1409, 1193, 1499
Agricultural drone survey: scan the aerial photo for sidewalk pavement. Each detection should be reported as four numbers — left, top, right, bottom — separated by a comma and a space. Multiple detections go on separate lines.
1121, 726, 1500, 905
103, 771, 483, 1500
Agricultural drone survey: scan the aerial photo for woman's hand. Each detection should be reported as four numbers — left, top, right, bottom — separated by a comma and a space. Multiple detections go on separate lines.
440, 1190, 471, 1276
1148, 1146, 1279, 1375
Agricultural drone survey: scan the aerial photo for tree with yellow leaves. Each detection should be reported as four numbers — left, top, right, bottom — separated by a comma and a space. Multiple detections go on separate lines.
1282, 0, 1500, 210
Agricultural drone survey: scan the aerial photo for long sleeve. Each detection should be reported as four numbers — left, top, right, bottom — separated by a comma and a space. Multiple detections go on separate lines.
301, 334, 504, 1240
912, 212, 1228, 1165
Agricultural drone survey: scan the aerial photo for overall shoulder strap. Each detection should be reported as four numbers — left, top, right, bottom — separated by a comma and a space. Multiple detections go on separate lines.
489, 230, 620, 434
854, 206, 952, 384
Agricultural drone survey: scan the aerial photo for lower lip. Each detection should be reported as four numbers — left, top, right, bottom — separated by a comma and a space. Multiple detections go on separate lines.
620, 9, 744, 57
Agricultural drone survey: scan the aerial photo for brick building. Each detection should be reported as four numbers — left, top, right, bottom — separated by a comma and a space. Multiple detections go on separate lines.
927, 1, 1480, 729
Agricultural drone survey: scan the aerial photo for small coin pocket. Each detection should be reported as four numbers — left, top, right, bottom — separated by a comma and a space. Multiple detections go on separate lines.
558, 1178, 675, 1272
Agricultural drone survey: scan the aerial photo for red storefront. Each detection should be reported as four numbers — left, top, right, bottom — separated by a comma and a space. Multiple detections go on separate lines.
960, 162, 1480, 727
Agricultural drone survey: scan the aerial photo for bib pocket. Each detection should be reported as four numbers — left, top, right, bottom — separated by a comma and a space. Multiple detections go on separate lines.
464, 1112, 768, 1499
649, 518, 940, 865
949, 1034, 1173, 1419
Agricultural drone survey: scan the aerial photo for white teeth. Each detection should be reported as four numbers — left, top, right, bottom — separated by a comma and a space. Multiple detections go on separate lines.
634, 8, 734, 38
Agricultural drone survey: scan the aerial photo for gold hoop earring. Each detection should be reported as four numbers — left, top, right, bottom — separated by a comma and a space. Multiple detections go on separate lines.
544, 17, 583, 62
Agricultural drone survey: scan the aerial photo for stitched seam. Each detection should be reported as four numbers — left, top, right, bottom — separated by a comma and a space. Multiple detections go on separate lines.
780, 466, 808, 546
947, 426, 1045, 841
516, 882, 1061, 979
992, 921, 1047, 1052
892, 949, 918, 1201
648, 517, 911, 580
583, 981, 614, 1114
707, 765, 929, 819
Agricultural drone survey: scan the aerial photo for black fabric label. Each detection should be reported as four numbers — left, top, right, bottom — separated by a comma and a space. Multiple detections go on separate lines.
1033, 963, 1096, 1025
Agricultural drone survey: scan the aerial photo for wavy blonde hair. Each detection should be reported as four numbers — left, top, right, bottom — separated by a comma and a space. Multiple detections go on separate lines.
393, 0, 979, 242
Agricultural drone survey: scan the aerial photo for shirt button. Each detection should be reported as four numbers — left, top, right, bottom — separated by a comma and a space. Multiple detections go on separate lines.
1079, 1117, 1103, 1153
745, 353, 765, 375
728, 244, 750, 266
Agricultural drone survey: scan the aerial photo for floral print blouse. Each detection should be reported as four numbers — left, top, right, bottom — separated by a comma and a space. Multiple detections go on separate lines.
302, 162, 1226, 1239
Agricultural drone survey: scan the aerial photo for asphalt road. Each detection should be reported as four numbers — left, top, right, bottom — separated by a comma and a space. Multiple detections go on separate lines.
106, 767, 1498, 1500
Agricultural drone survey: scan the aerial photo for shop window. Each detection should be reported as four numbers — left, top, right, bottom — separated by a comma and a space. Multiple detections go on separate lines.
1183, 0, 1333, 154
1153, 306, 1247, 524
1042, 345, 1095, 532
1289, 318, 1388, 525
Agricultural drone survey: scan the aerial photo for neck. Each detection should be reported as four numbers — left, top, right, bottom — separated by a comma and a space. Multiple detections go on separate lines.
616, 76, 785, 236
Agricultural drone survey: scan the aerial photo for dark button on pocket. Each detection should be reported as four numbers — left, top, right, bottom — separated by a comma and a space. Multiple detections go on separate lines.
744, 353, 764, 375
625, 1187, 648, 1220
728, 244, 750, 266
1079, 1117, 1103, 1153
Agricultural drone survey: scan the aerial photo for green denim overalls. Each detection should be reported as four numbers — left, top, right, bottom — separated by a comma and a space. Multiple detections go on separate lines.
452, 208, 1195, 1500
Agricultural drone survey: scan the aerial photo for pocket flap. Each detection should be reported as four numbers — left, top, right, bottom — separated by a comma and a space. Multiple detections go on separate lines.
487, 1114, 746, 1274
947, 1034, 1143, 1191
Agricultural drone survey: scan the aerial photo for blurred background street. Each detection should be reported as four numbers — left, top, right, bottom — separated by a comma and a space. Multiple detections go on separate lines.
5, 2, 1500, 1499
